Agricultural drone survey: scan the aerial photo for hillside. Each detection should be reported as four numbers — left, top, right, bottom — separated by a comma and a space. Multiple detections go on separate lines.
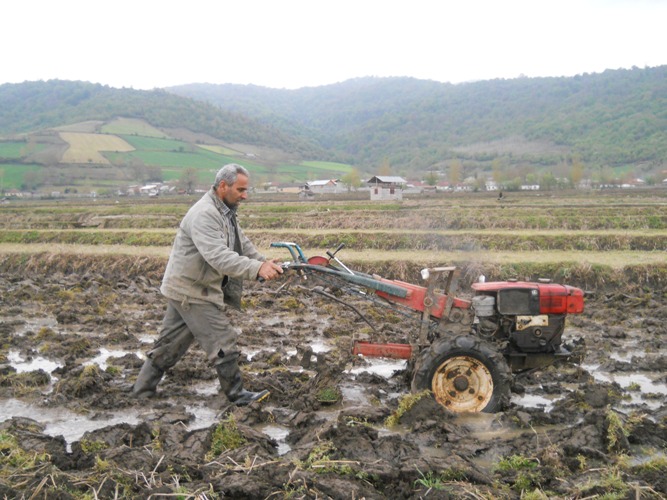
0, 81, 337, 192
1, 67, 666, 193
169, 66, 667, 178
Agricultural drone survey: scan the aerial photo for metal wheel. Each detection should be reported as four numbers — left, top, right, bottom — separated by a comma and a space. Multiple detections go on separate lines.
411, 335, 511, 413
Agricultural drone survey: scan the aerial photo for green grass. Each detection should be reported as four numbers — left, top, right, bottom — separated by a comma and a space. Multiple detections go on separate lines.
118, 135, 188, 151
273, 161, 351, 182
301, 161, 354, 173
0, 141, 32, 159
0, 164, 44, 190
100, 118, 166, 137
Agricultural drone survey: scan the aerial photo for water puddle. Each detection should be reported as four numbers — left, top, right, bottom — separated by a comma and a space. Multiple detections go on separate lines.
583, 363, 667, 409
183, 404, 220, 430
511, 393, 563, 412
0, 399, 142, 448
13, 316, 59, 336
339, 382, 370, 405
258, 423, 291, 455
191, 380, 220, 396
85, 348, 144, 370
347, 357, 407, 378
310, 340, 331, 353
609, 350, 647, 362
137, 334, 157, 344
7, 350, 62, 374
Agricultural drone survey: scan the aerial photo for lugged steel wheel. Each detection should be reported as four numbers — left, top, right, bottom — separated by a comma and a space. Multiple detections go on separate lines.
411, 335, 511, 413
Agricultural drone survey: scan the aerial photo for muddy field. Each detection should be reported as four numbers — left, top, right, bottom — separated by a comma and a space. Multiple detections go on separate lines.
0, 253, 665, 499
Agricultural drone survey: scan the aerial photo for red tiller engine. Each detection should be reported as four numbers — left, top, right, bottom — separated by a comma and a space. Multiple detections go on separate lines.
470, 281, 584, 366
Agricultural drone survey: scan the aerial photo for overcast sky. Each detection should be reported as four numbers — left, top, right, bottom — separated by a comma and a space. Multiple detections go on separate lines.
3, 0, 665, 90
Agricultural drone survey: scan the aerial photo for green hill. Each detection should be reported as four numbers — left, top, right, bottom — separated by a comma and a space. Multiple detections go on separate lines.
0, 81, 339, 192
169, 66, 667, 179
1, 67, 666, 193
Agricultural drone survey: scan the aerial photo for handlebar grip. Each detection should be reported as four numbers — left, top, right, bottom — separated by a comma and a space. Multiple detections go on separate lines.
327, 242, 346, 259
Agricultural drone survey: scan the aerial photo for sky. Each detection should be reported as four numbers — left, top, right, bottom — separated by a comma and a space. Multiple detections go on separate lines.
3, 0, 666, 90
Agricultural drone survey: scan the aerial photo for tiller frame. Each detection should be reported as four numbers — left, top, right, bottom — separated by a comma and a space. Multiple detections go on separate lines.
270, 242, 472, 361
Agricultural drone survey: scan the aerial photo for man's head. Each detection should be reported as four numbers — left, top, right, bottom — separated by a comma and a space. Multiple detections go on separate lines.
213, 163, 250, 209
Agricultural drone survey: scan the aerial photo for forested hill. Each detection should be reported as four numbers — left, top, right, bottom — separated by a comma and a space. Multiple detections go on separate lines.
1, 67, 665, 180
0, 80, 322, 157
169, 66, 667, 172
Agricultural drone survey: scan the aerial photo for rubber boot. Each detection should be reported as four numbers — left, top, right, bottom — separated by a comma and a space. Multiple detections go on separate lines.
132, 359, 164, 398
215, 359, 269, 406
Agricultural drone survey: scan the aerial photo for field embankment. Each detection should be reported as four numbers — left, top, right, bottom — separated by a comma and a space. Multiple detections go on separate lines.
1, 189, 666, 291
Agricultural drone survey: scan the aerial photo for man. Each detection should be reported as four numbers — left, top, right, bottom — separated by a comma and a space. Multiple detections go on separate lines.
132, 164, 283, 405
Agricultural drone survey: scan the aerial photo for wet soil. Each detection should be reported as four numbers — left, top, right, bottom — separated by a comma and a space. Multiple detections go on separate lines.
0, 259, 666, 499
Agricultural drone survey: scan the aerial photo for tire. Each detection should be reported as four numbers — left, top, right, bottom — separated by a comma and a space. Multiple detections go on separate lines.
411, 335, 511, 413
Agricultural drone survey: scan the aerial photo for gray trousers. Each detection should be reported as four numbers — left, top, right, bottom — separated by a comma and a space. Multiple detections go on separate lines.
147, 298, 240, 371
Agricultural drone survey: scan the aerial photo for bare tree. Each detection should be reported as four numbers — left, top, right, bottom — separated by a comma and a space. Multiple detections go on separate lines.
179, 167, 199, 194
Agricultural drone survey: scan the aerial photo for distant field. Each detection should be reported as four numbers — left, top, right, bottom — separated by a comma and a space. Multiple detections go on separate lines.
1, 190, 665, 282
0, 163, 43, 189
59, 132, 134, 164
119, 135, 192, 151
198, 144, 244, 156
100, 118, 167, 138
1, 123, 355, 190
0, 141, 30, 159
300, 161, 355, 173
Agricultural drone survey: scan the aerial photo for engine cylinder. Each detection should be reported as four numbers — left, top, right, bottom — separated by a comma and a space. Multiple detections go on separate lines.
472, 295, 495, 317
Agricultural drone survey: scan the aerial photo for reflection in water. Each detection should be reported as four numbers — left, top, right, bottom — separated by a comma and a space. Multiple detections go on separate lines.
259, 423, 291, 455
347, 357, 407, 378
7, 350, 62, 373
85, 348, 144, 370
0, 399, 141, 448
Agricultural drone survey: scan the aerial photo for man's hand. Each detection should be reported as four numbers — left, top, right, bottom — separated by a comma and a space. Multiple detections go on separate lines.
257, 259, 284, 281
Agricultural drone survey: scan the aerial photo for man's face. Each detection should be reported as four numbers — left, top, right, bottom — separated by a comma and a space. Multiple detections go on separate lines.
216, 174, 249, 209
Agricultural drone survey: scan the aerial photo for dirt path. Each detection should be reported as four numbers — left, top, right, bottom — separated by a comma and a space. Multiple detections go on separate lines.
0, 257, 665, 498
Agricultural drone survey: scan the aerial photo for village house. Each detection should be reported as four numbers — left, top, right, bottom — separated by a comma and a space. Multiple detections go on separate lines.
305, 179, 345, 194
367, 175, 407, 201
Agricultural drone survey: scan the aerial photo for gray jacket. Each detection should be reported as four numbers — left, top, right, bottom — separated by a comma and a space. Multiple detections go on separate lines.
160, 189, 264, 309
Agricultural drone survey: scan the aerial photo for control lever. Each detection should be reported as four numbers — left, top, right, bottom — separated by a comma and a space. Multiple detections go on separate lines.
326, 243, 354, 275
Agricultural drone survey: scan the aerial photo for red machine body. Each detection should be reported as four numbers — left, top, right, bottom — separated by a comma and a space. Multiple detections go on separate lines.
375, 278, 471, 318
471, 281, 584, 315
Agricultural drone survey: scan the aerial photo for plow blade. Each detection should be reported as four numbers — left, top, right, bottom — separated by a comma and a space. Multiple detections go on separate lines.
353, 341, 413, 359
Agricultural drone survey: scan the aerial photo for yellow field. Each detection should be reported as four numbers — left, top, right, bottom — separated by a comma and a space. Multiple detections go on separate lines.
0, 243, 662, 270
59, 132, 135, 164
198, 144, 242, 155
100, 117, 167, 138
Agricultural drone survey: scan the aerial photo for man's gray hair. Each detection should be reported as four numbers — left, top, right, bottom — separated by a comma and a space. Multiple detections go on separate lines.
213, 163, 250, 189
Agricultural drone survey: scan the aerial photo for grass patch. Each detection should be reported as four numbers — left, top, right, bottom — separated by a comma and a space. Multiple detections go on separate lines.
385, 390, 431, 427
205, 414, 246, 460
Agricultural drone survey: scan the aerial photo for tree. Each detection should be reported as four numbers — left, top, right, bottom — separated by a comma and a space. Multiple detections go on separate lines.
22, 171, 42, 191
179, 167, 199, 194
424, 171, 438, 186
570, 155, 585, 187
540, 171, 557, 191
340, 168, 361, 191
448, 160, 462, 186
491, 158, 503, 184
378, 158, 392, 176
146, 166, 163, 183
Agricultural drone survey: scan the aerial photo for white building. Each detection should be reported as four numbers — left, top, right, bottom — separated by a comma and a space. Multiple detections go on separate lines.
367, 176, 407, 201
305, 179, 345, 194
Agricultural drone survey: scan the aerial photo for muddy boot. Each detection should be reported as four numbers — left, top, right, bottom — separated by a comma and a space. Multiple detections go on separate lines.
215, 359, 269, 406
132, 359, 164, 398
